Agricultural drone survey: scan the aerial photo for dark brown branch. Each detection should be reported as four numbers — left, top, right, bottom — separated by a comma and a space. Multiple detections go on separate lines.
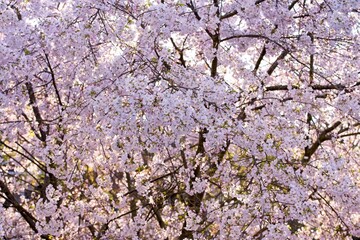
308, 32, 315, 83
44, 53, 64, 108
220, 34, 288, 53
218, 139, 231, 163
186, 1, 214, 38
0, 180, 50, 238
287, 53, 351, 90
123, 167, 181, 197
179, 222, 193, 240
265, 85, 292, 91
267, 50, 289, 75
150, 167, 181, 183
265, 83, 349, 91
221, 34, 269, 42
339, 132, 360, 138
312, 84, 347, 90
220, 10, 238, 20
0, 139, 47, 172
196, 128, 207, 156
211, 55, 218, 77
97, 203, 151, 239
314, 190, 349, 231
180, 150, 188, 169
102, 203, 151, 230
170, 38, 186, 68
253, 45, 267, 74
186, 1, 201, 21
1, 151, 41, 185
87, 39, 99, 65
288, 0, 299, 10
293, 14, 311, 19
179, 129, 208, 239
255, 0, 267, 5
250, 94, 327, 111
21, 112, 43, 142
25, 82, 48, 142
253, 227, 268, 239
10, 5, 22, 21
210, 1, 220, 78
126, 172, 137, 219
302, 121, 341, 165
309, 54, 314, 83
153, 205, 166, 229
210, 36, 220, 79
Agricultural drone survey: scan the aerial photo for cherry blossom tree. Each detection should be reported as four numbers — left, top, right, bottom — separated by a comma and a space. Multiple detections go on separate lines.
0, 0, 359, 239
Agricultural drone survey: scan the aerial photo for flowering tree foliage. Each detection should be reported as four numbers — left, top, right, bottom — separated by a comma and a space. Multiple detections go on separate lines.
0, 0, 359, 239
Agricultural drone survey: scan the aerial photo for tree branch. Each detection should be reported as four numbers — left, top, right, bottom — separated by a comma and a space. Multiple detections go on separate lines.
302, 121, 341, 165
265, 83, 349, 91
25, 82, 48, 142
255, 0, 267, 5
221, 34, 269, 42
44, 53, 64, 109
0, 180, 53, 240
288, 0, 299, 10
220, 10, 238, 20
267, 50, 289, 75
253, 45, 267, 74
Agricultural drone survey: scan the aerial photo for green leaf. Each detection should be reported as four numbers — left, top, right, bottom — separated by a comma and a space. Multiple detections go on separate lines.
24, 48, 31, 55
